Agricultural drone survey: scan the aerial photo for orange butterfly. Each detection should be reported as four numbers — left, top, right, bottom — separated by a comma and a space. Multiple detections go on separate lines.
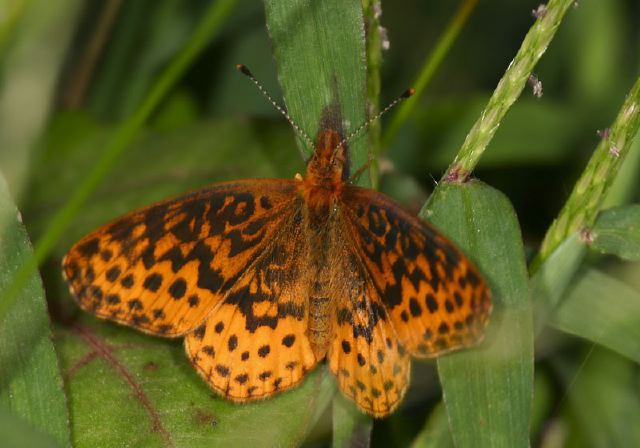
62, 68, 491, 417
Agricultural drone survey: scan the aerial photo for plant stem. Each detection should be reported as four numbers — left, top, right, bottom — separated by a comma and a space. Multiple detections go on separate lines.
0, 0, 237, 319
442, 0, 574, 182
535, 76, 640, 267
382, 0, 479, 151
362, 0, 383, 188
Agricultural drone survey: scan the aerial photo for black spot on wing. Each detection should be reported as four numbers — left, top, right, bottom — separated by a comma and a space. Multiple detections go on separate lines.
171, 201, 207, 242
366, 204, 386, 237
260, 196, 272, 209
77, 238, 100, 258
168, 278, 186, 299
143, 273, 163, 292
336, 300, 386, 344
106, 266, 121, 282
219, 193, 255, 226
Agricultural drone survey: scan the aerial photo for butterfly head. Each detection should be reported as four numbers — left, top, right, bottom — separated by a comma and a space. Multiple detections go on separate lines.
304, 128, 348, 185
299, 128, 349, 210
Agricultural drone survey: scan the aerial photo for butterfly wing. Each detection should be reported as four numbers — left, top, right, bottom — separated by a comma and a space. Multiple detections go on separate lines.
62, 179, 298, 337
325, 228, 410, 417
184, 200, 319, 401
338, 185, 491, 358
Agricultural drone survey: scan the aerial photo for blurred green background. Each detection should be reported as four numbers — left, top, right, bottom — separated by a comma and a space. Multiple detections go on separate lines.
1, 0, 639, 447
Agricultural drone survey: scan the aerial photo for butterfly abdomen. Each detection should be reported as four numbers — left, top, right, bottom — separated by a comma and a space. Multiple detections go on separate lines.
304, 207, 336, 359
307, 293, 332, 358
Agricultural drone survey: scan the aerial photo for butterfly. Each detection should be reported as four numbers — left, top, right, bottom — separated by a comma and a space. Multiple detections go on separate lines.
62, 70, 491, 418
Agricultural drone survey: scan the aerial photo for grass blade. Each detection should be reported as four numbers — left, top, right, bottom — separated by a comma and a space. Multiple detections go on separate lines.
410, 402, 453, 448
551, 268, 640, 364
0, 174, 70, 447
382, 0, 479, 150
424, 181, 533, 447
553, 348, 640, 446
590, 204, 640, 261
263, 0, 369, 185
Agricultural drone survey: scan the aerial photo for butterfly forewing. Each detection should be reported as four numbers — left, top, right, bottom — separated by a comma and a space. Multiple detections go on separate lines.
339, 185, 491, 358
185, 199, 318, 400
63, 179, 298, 337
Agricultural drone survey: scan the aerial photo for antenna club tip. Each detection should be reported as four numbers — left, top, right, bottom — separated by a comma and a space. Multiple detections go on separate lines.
236, 64, 253, 77
403, 87, 416, 98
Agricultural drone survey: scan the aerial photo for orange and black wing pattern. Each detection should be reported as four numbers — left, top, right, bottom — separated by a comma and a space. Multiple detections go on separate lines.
338, 185, 491, 358
62, 179, 298, 337
185, 202, 319, 401
325, 225, 410, 417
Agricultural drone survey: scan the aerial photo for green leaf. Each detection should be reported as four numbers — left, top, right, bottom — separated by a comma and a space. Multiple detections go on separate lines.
424, 181, 533, 448
590, 205, 640, 261
530, 371, 554, 439
410, 402, 454, 448
554, 348, 640, 447
529, 234, 586, 332
0, 174, 71, 447
263, 0, 368, 184
57, 319, 335, 448
332, 395, 372, 448
551, 269, 640, 364
0, 406, 60, 448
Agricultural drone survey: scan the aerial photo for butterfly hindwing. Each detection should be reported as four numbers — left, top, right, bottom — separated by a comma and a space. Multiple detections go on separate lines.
326, 232, 410, 417
339, 185, 491, 358
63, 179, 298, 337
185, 203, 318, 400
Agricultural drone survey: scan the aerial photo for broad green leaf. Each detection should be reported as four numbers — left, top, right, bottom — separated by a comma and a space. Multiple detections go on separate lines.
263, 0, 369, 184
410, 402, 453, 448
332, 394, 372, 448
58, 319, 335, 448
590, 205, 640, 261
550, 269, 640, 364
0, 406, 59, 448
0, 174, 70, 447
424, 181, 533, 448
555, 348, 640, 447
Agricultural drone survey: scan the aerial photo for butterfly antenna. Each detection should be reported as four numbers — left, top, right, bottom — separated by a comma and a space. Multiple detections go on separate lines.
337, 87, 416, 150
236, 64, 315, 151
